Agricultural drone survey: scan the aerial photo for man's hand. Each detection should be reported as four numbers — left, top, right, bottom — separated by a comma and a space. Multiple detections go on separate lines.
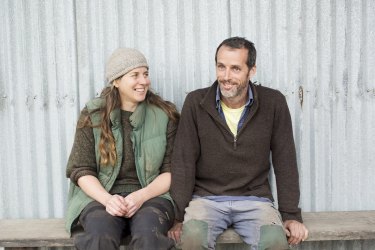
168, 221, 183, 243
283, 220, 309, 245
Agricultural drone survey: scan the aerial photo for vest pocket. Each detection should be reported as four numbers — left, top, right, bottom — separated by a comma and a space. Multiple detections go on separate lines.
141, 135, 167, 181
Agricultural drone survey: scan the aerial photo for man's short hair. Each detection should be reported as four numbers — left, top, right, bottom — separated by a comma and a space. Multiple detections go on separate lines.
215, 37, 256, 70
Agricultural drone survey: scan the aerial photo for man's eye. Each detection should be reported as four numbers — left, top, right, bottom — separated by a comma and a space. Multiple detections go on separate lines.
233, 67, 240, 72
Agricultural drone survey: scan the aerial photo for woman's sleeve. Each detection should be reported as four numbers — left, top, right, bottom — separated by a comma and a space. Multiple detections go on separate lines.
159, 119, 178, 173
66, 107, 98, 185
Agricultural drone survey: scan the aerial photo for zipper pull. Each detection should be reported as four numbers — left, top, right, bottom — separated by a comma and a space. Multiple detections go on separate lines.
233, 136, 237, 150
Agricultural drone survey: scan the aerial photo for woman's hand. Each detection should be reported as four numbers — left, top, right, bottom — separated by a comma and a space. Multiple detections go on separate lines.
123, 189, 146, 218
77, 175, 128, 217
122, 173, 171, 218
104, 194, 128, 217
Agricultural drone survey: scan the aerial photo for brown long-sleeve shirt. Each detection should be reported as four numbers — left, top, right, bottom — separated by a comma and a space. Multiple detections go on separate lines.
170, 81, 302, 222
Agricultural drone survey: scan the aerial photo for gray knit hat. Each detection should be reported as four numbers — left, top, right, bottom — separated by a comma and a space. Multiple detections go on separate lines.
105, 48, 148, 84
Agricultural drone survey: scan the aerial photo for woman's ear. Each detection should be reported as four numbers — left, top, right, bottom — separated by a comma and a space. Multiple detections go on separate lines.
113, 79, 119, 88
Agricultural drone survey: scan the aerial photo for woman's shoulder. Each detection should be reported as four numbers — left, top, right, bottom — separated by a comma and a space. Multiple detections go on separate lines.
145, 102, 168, 117
85, 97, 105, 111
78, 97, 105, 126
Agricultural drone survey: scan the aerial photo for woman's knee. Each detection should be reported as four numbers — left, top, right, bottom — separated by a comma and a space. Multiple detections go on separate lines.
132, 199, 174, 231
79, 203, 126, 242
130, 208, 175, 249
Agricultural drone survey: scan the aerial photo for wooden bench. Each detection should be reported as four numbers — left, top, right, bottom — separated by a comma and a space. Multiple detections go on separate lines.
1, 211, 375, 249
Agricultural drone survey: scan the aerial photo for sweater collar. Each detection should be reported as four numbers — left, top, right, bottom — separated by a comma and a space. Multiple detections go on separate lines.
200, 81, 259, 132
110, 101, 146, 130
129, 102, 146, 129
201, 80, 257, 111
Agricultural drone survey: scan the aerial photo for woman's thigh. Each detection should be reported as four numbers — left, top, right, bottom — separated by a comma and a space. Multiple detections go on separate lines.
79, 200, 127, 236
130, 197, 174, 234
128, 197, 175, 249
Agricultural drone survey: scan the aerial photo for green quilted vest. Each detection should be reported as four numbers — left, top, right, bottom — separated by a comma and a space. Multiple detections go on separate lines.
65, 98, 172, 233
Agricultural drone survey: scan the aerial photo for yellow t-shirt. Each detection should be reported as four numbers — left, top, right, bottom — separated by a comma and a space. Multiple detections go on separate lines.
221, 101, 245, 136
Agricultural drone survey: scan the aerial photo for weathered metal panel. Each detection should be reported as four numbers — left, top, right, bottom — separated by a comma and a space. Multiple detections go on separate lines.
0, 0, 78, 219
1, 0, 374, 249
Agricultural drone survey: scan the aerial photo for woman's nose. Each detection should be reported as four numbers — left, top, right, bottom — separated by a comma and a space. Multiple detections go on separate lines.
139, 75, 150, 85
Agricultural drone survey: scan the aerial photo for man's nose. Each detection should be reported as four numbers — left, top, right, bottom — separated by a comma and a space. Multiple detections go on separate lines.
223, 69, 231, 81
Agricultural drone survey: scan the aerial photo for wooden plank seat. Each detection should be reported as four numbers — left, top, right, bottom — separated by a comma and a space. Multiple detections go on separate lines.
1, 211, 375, 249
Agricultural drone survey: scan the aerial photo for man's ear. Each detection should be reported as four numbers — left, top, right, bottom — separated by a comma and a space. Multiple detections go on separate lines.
248, 65, 257, 79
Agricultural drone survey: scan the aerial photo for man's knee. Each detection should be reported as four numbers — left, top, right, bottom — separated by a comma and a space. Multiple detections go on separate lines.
180, 219, 209, 249
258, 225, 290, 250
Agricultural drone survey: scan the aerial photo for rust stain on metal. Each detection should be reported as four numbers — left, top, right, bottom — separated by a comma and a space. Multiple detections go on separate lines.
299, 86, 304, 108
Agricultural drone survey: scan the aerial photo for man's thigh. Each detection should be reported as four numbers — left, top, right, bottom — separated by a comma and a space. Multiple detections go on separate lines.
232, 200, 289, 250
182, 198, 231, 249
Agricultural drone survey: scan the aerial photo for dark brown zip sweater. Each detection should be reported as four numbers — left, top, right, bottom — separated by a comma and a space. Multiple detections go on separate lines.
170, 81, 302, 222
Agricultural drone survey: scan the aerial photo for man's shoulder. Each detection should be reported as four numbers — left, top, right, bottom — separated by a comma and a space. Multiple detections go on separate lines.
253, 83, 286, 102
254, 83, 283, 97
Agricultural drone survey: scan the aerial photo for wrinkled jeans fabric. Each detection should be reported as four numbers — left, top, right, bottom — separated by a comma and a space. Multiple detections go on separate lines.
180, 198, 289, 250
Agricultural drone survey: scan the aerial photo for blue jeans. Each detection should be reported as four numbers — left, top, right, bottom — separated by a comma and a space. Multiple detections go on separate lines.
180, 198, 289, 250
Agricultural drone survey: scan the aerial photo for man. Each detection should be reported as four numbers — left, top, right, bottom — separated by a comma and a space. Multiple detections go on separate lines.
168, 37, 308, 250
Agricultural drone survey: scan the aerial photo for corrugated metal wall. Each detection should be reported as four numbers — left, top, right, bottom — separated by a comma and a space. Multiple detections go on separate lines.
1, 0, 374, 249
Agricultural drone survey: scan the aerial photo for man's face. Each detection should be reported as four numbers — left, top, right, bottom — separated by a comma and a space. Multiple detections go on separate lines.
216, 46, 256, 101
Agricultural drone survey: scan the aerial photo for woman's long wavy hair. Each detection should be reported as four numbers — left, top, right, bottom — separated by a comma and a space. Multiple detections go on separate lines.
80, 81, 180, 166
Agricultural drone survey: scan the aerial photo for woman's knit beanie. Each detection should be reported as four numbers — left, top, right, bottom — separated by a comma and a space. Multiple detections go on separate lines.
105, 48, 148, 84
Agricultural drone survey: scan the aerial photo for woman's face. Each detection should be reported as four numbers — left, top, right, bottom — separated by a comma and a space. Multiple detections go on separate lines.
114, 66, 150, 111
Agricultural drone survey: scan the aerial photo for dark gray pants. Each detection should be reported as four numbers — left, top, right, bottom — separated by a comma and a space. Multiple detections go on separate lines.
74, 196, 175, 250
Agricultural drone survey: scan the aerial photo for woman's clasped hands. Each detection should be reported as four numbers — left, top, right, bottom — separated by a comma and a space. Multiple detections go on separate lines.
104, 191, 145, 218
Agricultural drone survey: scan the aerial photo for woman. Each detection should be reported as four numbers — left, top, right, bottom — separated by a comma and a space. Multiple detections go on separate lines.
65, 48, 179, 250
